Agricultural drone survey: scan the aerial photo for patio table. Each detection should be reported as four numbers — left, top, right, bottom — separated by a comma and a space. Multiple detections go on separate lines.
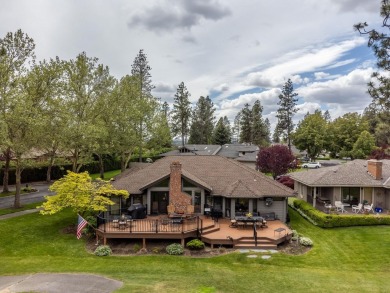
235, 216, 266, 228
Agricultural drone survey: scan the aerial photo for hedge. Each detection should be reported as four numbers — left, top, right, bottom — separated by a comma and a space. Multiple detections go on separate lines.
0, 157, 121, 185
292, 199, 390, 228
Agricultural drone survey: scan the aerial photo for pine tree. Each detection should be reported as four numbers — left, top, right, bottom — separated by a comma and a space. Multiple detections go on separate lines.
232, 112, 241, 143
212, 117, 231, 145
251, 100, 268, 146
171, 82, 192, 147
239, 103, 252, 143
131, 49, 155, 162
276, 79, 298, 152
188, 96, 215, 144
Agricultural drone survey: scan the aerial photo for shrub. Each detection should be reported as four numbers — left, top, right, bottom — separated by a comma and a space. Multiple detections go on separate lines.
186, 239, 205, 250
133, 243, 141, 253
292, 199, 390, 228
94, 245, 112, 256
166, 243, 184, 255
299, 237, 313, 246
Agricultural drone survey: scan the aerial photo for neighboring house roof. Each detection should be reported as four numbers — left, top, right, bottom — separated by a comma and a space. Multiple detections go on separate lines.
113, 155, 294, 198
235, 151, 258, 162
217, 144, 258, 159
160, 143, 259, 162
290, 159, 390, 188
160, 144, 221, 156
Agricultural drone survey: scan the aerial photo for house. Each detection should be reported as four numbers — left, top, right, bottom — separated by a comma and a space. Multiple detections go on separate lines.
160, 144, 259, 169
112, 155, 294, 222
290, 159, 390, 210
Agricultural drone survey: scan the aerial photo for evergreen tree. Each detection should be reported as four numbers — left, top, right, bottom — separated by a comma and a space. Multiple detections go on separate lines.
188, 96, 215, 144
131, 49, 155, 162
212, 117, 231, 145
223, 116, 232, 142
323, 110, 331, 122
171, 82, 191, 147
263, 118, 271, 146
239, 103, 252, 143
276, 79, 298, 152
355, 1, 390, 146
251, 100, 268, 146
232, 112, 241, 143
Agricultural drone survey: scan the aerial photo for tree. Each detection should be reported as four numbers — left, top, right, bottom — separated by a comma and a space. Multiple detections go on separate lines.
62, 52, 116, 173
188, 96, 215, 144
39, 171, 129, 216
263, 118, 271, 146
355, 1, 390, 146
293, 112, 327, 161
171, 82, 191, 147
32, 58, 67, 182
276, 79, 298, 152
257, 145, 296, 179
212, 116, 231, 145
131, 49, 155, 162
147, 101, 172, 151
251, 100, 268, 146
0, 29, 35, 193
232, 112, 241, 143
352, 130, 376, 159
327, 112, 369, 159
110, 75, 139, 172
239, 103, 252, 143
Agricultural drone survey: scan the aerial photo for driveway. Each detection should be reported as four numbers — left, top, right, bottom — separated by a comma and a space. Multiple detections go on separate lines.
0, 273, 123, 293
0, 182, 55, 209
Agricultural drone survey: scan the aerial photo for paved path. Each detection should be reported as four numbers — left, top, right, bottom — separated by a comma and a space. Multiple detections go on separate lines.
0, 273, 123, 293
0, 182, 55, 209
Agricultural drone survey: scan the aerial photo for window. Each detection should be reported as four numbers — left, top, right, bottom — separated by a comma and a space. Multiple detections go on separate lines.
342, 187, 359, 205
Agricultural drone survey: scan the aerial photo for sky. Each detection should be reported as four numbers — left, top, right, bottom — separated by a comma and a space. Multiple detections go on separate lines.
0, 0, 384, 130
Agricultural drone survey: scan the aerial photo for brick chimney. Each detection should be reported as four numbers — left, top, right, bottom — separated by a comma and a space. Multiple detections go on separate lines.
169, 161, 191, 213
367, 159, 383, 180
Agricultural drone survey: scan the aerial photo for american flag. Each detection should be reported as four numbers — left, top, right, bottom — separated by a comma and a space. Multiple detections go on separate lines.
77, 214, 88, 239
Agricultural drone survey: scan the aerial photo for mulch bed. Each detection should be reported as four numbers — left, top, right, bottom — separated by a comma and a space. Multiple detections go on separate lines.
84, 238, 311, 257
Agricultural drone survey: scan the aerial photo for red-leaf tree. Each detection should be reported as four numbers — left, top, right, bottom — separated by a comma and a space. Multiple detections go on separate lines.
257, 145, 296, 179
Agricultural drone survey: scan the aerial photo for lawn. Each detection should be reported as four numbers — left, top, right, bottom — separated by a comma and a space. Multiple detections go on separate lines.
0, 201, 44, 216
0, 209, 389, 292
90, 169, 121, 180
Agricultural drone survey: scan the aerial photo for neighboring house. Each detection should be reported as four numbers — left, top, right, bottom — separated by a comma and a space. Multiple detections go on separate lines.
160, 144, 259, 169
290, 159, 390, 210
112, 155, 294, 222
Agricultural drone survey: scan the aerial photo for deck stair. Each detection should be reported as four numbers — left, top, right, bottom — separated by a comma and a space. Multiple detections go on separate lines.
233, 237, 277, 249
201, 221, 220, 235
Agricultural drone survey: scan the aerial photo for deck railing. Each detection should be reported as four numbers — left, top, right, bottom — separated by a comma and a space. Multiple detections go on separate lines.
97, 213, 200, 234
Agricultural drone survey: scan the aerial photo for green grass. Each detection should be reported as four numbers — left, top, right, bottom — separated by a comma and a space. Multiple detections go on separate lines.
90, 169, 121, 180
0, 189, 33, 198
1, 208, 390, 292
0, 201, 44, 216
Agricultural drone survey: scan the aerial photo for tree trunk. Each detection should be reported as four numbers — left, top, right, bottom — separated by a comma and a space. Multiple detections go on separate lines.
46, 154, 55, 182
14, 157, 22, 209
98, 154, 104, 179
2, 148, 11, 193
138, 121, 143, 162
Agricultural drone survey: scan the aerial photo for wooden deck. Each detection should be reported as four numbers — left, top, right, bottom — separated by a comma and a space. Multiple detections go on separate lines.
96, 216, 291, 249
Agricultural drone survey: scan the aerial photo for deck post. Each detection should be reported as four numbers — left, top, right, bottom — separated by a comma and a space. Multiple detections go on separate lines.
181, 238, 185, 246
103, 237, 106, 245
143, 238, 146, 249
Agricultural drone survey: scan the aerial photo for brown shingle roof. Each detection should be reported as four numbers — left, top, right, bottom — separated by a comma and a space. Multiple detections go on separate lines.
112, 155, 294, 197
290, 159, 390, 187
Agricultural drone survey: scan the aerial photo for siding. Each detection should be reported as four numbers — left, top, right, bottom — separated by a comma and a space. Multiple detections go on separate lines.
258, 199, 287, 222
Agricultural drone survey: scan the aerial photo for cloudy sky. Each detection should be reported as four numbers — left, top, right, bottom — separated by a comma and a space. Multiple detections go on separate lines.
0, 0, 383, 129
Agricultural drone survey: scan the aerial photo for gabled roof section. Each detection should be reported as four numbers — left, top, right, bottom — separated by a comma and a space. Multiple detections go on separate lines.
224, 180, 258, 198
290, 159, 390, 187
113, 155, 295, 197
182, 169, 212, 191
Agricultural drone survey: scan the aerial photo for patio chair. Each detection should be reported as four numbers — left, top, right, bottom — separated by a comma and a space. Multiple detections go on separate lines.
334, 201, 347, 213
363, 203, 374, 213
352, 203, 363, 213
